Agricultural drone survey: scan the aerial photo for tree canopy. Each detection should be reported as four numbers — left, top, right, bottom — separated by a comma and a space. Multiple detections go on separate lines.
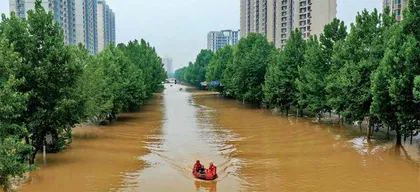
0, 1, 166, 189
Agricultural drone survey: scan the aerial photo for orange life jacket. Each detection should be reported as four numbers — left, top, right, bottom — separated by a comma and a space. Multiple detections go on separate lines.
194, 163, 202, 171
208, 165, 217, 175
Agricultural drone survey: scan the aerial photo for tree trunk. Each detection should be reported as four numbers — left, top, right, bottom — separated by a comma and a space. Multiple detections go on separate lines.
396, 128, 402, 147
387, 126, 390, 140
25, 136, 30, 145
359, 122, 363, 133
367, 118, 372, 141
410, 131, 413, 145
338, 113, 341, 125
29, 144, 41, 165
318, 112, 322, 122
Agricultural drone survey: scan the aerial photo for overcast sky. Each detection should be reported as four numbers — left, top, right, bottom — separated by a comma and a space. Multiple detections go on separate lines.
0, 0, 382, 70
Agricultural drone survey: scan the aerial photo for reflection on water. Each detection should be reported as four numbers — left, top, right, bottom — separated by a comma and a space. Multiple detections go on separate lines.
18, 84, 420, 192
194, 180, 217, 192
119, 84, 241, 191
19, 98, 164, 192
195, 94, 420, 192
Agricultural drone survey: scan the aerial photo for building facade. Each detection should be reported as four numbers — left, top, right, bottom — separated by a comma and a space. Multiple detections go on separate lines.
162, 57, 174, 74
50, 0, 76, 45
10, 0, 112, 55
240, 0, 337, 48
383, 0, 408, 21
83, 0, 98, 54
207, 30, 240, 52
10, 0, 76, 45
110, 11, 116, 44
97, 0, 116, 53
9, 0, 49, 18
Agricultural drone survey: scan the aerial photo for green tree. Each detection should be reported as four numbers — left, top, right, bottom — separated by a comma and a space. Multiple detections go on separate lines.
296, 19, 347, 120
183, 62, 195, 85
175, 67, 187, 82
264, 30, 305, 114
232, 33, 275, 105
185, 50, 213, 87
371, 1, 420, 146
222, 46, 239, 97
320, 18, 348, 63
328, 9, 394, 129
74, 46, 113, 123
320, 19, 347, 116
118, 40, 166, 98
206, 45, 233, 91
97, 45, 147, 120
0, 39, 31, 191
1, 0, 84, 163
263, 49, 284, 108
415, 76, 420, 100
296, 36, 328, 119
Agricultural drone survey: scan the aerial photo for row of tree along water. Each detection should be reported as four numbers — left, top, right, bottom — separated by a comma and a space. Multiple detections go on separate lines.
176, 4, 420, 147
0, 1, 166, 191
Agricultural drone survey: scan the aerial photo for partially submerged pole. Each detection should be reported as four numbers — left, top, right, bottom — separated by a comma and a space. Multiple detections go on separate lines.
43, 143, 46, 165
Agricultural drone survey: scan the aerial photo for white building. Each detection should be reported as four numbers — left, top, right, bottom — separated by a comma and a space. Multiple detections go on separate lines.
97, 0, 115, 53
10, 0, 116, 55
240, 0, 337, 49
383, 0, 408, 21
207, 30, 240, 52
9, 0, 49, 18
162, 57, 173, 74
9, 0, 76, 45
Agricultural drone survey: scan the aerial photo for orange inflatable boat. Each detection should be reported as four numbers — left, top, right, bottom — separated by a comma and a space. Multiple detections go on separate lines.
192, 169, 218, 180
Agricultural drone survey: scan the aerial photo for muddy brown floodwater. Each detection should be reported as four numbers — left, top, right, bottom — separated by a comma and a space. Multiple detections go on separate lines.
19, 84, 420, 192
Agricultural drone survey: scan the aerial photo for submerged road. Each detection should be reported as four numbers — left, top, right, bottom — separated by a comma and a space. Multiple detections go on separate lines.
20, 84, 420, 191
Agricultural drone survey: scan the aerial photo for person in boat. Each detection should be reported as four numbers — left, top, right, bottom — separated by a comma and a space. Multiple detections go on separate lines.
194, 160, 204, 172
207, 161, 217, 176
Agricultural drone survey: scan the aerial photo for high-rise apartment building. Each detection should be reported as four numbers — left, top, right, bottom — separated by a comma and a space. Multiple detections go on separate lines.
51, 0, 76, 45
110, 12, 116, 44
83, 0, 98, 54
97, 0, 116, 53
9, 0, 49, 18
383, 0, 408, 21
240, 0, 337, 48
10, 0, 115, 54
74, 0, 98, 54
162, 57, 174, 74
207, 30, 240, 52
10, 0, 76, 45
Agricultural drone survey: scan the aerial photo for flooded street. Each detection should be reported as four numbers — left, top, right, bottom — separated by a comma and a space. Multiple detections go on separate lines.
20, 84, 419, 191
